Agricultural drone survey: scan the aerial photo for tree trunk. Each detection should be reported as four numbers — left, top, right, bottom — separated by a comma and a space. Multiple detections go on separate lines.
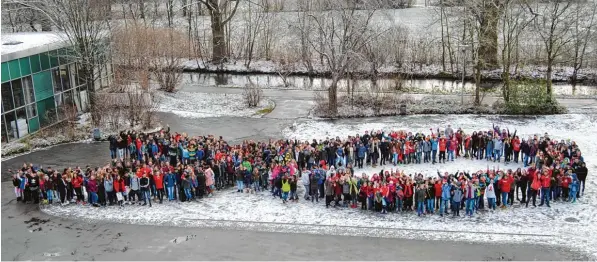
546, 61, 553, 102
328, 77, 339, 117
210, 10, 227, 64
479, 2, 500, 69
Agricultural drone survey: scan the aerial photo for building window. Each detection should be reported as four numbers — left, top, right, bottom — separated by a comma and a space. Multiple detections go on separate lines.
11, 79, 26, 108
4, 111, 17, 140
30, 54, 42, 74
1, 115, 8, 143
38, 97, 57, 127
68, 64, 77, 89
22, 76, 35, 104
60, 65, 72, 91
15, 107, 28, 138
52, 68, 63, 93
1, 82, 14, 111
19, 57, 32, 76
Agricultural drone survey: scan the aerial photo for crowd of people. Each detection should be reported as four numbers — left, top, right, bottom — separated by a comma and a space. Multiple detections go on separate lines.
9, 124, 589, 217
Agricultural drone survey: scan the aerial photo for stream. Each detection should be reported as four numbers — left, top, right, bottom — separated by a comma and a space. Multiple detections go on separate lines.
180, 72, 597, 96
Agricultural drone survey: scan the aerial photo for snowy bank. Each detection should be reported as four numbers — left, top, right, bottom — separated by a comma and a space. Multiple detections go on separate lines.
154, 91, 275, 119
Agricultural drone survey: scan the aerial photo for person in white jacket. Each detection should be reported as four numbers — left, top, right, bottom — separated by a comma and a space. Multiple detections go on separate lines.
485, 182, 497, 210
301, 168, 311, 200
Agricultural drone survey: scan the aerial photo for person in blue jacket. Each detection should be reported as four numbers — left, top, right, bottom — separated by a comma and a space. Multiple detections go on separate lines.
431, 137, 439, 164
357, 143, 367, 169
440, 179, 452, 216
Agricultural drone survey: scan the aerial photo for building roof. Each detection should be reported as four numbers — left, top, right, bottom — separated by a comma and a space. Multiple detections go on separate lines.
1, 32, 69, 62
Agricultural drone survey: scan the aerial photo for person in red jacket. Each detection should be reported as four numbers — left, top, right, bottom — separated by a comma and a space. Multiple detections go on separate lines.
539, 169, 552, 207
512, 136, 521, 163
499, 174, 513, 208
438, 137, 447, 163
153, 171, 165, 204
72, 174, 84, 204
434, 180, 442, 210
114, 175, 126, 207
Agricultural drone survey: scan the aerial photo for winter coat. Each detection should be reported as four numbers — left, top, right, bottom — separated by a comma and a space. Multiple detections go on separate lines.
130, 176, 140, 191
493, 139, 503, 151
431, 139, 438, 151
87, 179, 98, 193
499, 176, 513, 193
325, 180, 334, 196
415, 188, 427, 202
153, 174, 164, 189
441, 183, 451, 200
301, 171, 311, 185
485, 183, 496, 199
452, 187, 463, 202
104, 178, 114, 192
114, 179, 125, 193
281, 180, 291, 193
423, 141, 431, 152
165, 173, 176, 187
140, 177, 150, 191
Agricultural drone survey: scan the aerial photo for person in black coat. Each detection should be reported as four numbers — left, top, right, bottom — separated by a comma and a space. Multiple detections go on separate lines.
575, 163, 588, 198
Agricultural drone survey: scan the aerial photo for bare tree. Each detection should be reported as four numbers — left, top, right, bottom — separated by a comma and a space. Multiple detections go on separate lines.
149, 28, 190, 92
298, 0, 387, 117
11, 0, 112, 125
197, 0, 240, 64
570, 0, 597, 85
499, 1, 535, 102
534, 0, 574, 101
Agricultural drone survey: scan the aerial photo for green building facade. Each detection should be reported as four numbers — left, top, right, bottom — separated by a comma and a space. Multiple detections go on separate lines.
1, 33, 112, 143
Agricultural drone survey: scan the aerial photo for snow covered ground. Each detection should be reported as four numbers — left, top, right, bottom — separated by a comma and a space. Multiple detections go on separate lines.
43, 114, 597, 258
154, 91, 274, 118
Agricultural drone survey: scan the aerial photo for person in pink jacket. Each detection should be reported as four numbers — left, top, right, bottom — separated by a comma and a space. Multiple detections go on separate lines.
204, 166, 215, 197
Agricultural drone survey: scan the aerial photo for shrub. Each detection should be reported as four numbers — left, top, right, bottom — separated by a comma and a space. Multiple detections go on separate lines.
503, 80, 567, 115
243, 83, 263, 108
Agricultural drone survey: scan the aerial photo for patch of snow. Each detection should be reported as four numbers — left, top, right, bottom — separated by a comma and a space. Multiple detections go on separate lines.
1, 32, 67, 56
42, 114, 597, 259
154, 91, 274, 118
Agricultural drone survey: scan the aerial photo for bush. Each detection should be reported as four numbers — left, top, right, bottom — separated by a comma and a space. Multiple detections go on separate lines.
503, 80, 567, 115
243, 83, 263, 108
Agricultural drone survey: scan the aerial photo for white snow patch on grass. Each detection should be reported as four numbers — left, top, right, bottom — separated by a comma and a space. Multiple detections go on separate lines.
155, 91, 274, 118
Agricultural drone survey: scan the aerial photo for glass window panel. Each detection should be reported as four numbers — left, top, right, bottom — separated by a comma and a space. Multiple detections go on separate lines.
19, 57, 31, 76
30, 54, 42, 73
1, 82, 14, 111
27, 104, 37, 118
68, 64, 77, 89
52, 68, 62, 93
22, 76, 35, 104
38, 97, 57, 127
2, 115, 8, 143
5, 111, 16, 141
8, 60, 21, 80
40, 52, 51, 70
11, 79, 25, 108
54, 93, 64, 120
59, 65, 71, 91
49, 50, 59, 67
15, 107, 28, 138
1, 62, 10, 82
63, 90, 74, 106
